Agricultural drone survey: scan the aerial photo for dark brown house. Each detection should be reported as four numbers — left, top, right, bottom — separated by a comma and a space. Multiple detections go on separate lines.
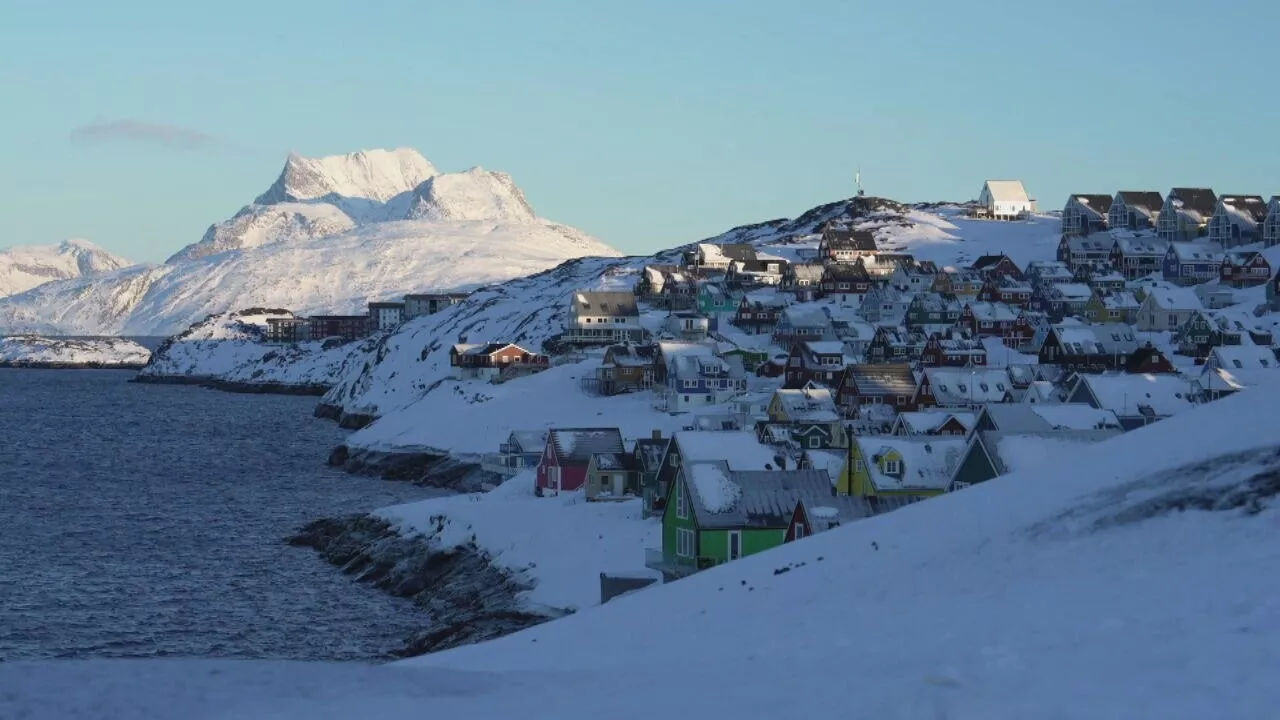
733, 296, 785, 334
837, 363, 919, 416
308, 315, 373, 342
969, 254, 1025, 281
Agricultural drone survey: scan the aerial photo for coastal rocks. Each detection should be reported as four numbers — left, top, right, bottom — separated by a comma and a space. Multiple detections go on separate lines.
287, 514, 555, 658
312, 403, 377, 429
0, 335, 151, 369
130, 374, 330, 395
328, 445, 486, 492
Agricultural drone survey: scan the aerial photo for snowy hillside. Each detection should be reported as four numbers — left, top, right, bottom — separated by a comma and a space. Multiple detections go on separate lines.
0, 239, 132, 298
137, 309, 370, 389
0, 334, 150, 368
312, 200, 1062, 452
0, 148, 619, 336
4, 382, 1277, 718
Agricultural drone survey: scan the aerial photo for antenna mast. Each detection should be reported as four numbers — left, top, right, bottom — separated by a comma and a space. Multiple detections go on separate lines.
855, 168, 865, 197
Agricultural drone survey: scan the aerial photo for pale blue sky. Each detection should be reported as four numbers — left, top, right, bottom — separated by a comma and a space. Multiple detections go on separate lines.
1, 0, 1276, 262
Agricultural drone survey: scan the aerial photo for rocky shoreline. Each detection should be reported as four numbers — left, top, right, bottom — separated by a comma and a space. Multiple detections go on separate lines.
286, 514, 558, 658
327, 443, 488, 493
0, 361, 147, 370
313, 402, 376, 429
131, 374, 331, 396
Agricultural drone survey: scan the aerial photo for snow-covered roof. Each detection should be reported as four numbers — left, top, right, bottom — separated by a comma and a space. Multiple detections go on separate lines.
1112, 235, 1168, 256
803, 449, 848, 488
508, 430, 549, 453
966, 302, 1019, 322
1196, 367, 1273, 393
789, 263, 826, 281
773, 386, 840, 422
1049, 283, 1094, 301
1103, 291, 1141, 310
1167, 242, 1224, 263
982, 430, 1122, 475
983, 180, 1031, 203
982, 403, 1121, 432
844, 363, 918, 396
1078, 373, 1197, 418
804, 340, 846, 356
674, 431, 782, 471
781, 305, 832, 329
896, 410, 976, 435
681, 461, 835, 529
924, 368, 1012, 405
572, 291, 639, 317
1050, 323, 1139, 356
860, 436, 967, 492
1142, 285, 1204, 311
1208, 345, 1276, 371
590, 452, 639, 472
549, 428, 626, 465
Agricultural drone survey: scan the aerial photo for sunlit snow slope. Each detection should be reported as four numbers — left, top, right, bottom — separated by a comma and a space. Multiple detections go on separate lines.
0, 239, 132, 298
2, 380, 1277, 719
0, 148, 618, 336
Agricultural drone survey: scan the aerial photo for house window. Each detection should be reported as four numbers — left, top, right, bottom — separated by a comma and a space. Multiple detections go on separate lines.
896, 395, 907, 405
669, 453, 680, 467
808, 436, 821, 449
676, 484, 688, 518
794, 523, 807, 539
676, 528, 695, 557
883, 459, 902, 475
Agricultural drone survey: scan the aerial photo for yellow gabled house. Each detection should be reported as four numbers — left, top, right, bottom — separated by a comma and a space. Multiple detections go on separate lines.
836, 435, 968, 501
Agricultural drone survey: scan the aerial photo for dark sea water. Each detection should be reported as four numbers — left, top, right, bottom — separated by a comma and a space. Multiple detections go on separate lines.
0, 369, 440, 661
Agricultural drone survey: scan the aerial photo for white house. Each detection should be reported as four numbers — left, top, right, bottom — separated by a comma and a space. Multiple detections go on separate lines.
1108, 191, 1164, 231
1266, 196, 1280, 248
568, 290, 644, 344
1061, 194, 1112, 236
1135, 284, 1205, 332
977, 180, 1036, 220
1207, 195, 1269, 248
663, 312, 710, 342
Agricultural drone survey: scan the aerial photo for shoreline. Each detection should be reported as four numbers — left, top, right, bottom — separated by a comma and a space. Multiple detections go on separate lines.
286, 514, 556, 658
130, 373, 331, 396
0, 362, 148, 370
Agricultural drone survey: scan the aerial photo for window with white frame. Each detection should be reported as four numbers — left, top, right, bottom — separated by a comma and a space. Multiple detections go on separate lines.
676, 528, 695, 557
676, 483, 688, 518
883, 459, 902, 475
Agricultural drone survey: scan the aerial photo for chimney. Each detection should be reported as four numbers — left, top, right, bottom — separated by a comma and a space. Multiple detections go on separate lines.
651, 429, 662, 441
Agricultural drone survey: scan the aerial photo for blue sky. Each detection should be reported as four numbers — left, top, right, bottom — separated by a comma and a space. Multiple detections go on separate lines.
1, 0, 1277, 262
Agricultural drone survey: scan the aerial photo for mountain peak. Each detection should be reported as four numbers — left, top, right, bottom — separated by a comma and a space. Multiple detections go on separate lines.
405, 166, 537, 224
0, 240, 133, 299
254, 148, 438, 206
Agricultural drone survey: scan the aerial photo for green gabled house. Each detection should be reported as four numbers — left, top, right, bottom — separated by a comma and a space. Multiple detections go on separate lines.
647, 461, 860, 580
698, 282, 742, 315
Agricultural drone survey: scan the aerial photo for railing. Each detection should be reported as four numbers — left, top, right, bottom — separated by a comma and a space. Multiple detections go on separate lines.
644, 548, 713, 578
480, 453, 528, 478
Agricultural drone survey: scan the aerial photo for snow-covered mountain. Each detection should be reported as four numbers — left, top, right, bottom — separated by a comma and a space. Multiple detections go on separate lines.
0, 148, 619, 336
0, 239, 132, 298
4, 380, 1277, 717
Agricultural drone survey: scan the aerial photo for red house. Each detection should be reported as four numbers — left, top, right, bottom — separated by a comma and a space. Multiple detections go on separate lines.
1219, 251, 1272, 289
919, 332, 988, 367
536, 428, 626, 495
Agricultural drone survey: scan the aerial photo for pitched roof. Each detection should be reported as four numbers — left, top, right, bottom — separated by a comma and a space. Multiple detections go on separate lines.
822, 228, 878, 251
1167, 242, 1224, 263
1069, 194, 1113, 215
859, 436, 967, 491
843, 363, 917, 396
1049, 323, 1140, 356
1112, 235, 1168, 256
1116, 191, 1165, 213
798, 495, 877, 529
632, 438, 668, 473
682, 461, 834, 529
971, 254, 1014, 270
1209, 345, 1277, 371
788, 263, 826, 281
983, 180, 1031, 203
1077, 373, 1197, 418
978, 429, 1122, 475
603, 343, 659, 367
1166, 188, 1218, 219
773, 386, 841, 422
590, 452, 641, 472
549, 428, 626, 465
1142, 284, 1204, 311
1218, 195, 1269, 225
980, 403, 1121, 432
896, 410, 976, 434
673, 431, 784, 471
508, 430, 549, 453
923, 368, 1012, 404
572, 291, 639, 317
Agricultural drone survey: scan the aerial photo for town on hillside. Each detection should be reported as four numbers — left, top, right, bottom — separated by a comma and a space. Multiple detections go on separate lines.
268, 182, 1280, 589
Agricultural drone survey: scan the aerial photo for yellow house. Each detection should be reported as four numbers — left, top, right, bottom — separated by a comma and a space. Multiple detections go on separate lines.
837, 436, 968, 499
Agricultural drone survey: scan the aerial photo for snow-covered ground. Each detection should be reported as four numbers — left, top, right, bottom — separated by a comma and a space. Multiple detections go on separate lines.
4, 379, 1278, 718
137, 309, 366, 387
0, 148, 618, 336
0, 239, 132, 299
378, 471, 659, 613
0, 334, 150, 368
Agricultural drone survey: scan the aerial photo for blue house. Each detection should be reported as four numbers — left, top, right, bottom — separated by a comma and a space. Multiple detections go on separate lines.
656, 343, 748, 413
1162, 242, 1225, 286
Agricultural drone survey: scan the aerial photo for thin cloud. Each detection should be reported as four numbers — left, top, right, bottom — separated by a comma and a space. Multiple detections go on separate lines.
70, 119, 222, 150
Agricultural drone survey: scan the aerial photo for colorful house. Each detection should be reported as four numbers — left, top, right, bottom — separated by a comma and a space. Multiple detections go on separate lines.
837, 436, 967, 504
1162, 241, 1225, 285
764, 385, 848, 450
650, 461, 838, 578
698, 282, 741, 314
1108, 191, 1164, 231
1157, 187, 1218, 242
584, 451, 643, 501
536, 428, 626, 495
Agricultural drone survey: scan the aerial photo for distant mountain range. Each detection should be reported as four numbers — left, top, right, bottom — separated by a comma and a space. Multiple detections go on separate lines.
0, 148, 618, 336
0, 239, 131, 299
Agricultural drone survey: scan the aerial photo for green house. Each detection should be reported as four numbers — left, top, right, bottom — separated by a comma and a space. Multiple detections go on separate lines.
698, 283, 741, 315
648, 460, 832, 580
